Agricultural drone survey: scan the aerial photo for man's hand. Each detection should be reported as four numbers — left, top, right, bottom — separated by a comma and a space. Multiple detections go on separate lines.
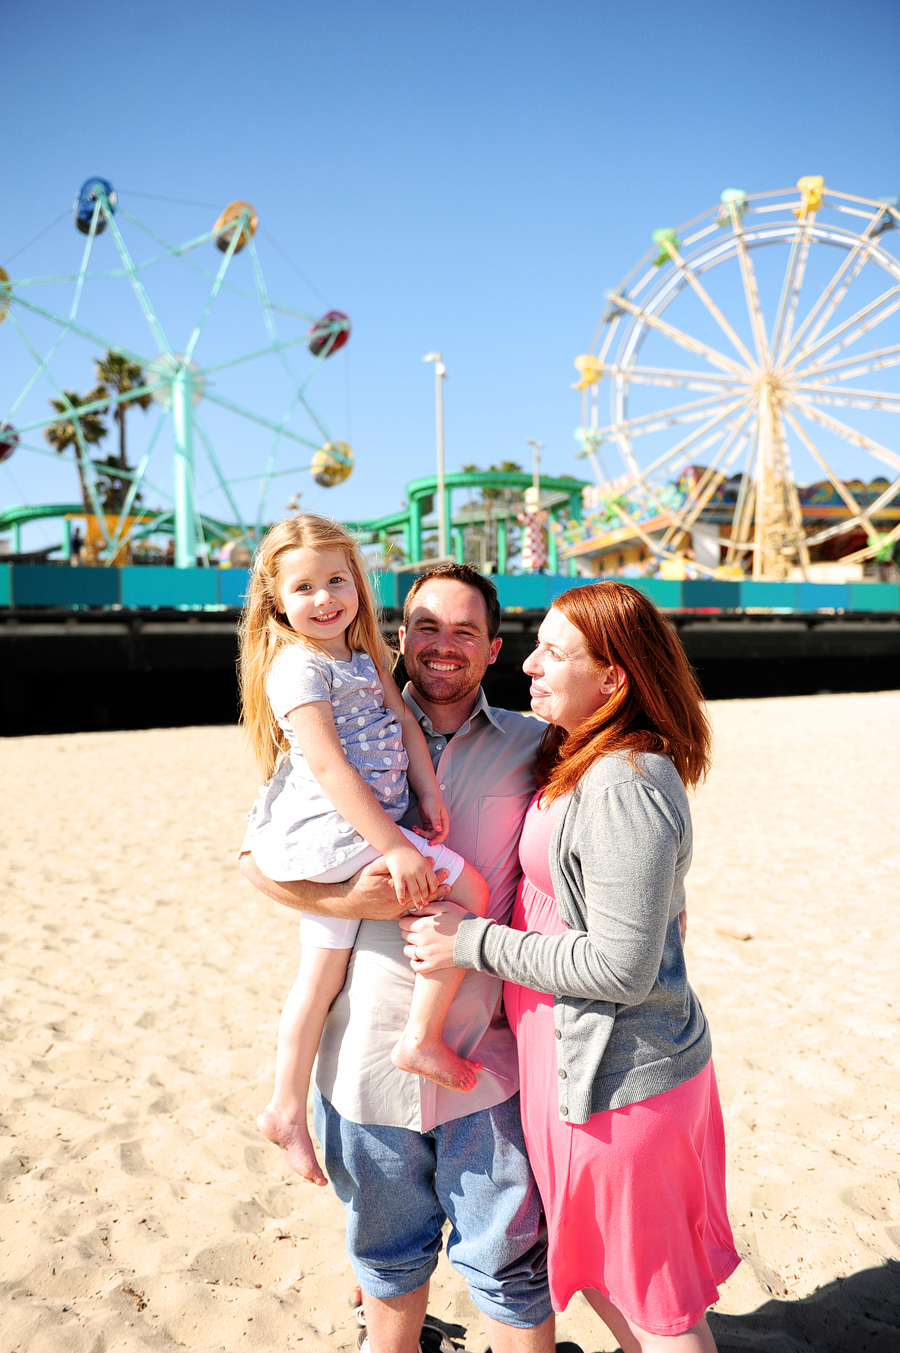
239, 852, 451, 921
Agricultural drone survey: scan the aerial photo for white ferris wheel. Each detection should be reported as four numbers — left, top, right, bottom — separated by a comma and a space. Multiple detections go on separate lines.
574, 180, 900, 579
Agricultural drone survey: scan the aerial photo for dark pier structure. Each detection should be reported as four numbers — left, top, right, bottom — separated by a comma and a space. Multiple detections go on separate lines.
2, 605, 898, 737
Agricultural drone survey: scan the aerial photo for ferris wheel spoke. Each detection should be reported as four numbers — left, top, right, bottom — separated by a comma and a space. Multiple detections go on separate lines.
5, 215, 108, 423
800, 342, 900, 383
101, 197, 173, 357
802, 515, 889, 550
622, 397, 751, 483
772, 406, 812, 569
192, 411, 253, 545
103, 408, 171, 559
116, 209, 265, 307
200, 389, 321, 449
770, 222, 813, 364
659, 407, 754, 546
614, 295, 748, 378
781, 407, 887, 550
784, 282, 900, 376
658, 239, 758, 370
792, 344, 900, 388
729, 211, 771, 366
4, 313, 112, 539
182, 221, 246, 365
295, 389, 336, 445
201, 333, 312, 375
724, 417, 761, 562
613, 365, 748, 392
788, 383, 900, 412
254, 390, 304, 537
789, 397, 900, 472
610, 391, 749, 437
7, 295, 153, 381
839, 519, 900, 564
245, 234, 307, 391
780, 225, 881, 366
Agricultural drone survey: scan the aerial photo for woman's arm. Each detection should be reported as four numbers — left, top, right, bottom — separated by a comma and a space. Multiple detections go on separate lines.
403, 779, 682, 1006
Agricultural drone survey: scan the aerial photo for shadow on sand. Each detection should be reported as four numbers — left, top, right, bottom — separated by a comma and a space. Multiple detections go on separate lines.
425, 1264, 899, 1353
707, 1260, 900, 1352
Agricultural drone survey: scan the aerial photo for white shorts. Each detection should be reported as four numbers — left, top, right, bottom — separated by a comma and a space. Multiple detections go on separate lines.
299, 826, 466, 950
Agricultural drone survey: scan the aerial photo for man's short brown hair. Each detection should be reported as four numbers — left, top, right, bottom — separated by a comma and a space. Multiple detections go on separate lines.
401, 564, 502, 640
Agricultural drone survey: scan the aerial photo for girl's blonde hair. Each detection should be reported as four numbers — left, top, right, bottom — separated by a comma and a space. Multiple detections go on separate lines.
239, 513, 390, 779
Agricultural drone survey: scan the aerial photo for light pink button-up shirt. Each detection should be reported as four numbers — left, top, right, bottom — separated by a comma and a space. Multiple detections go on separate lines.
315, 687, 544, 1131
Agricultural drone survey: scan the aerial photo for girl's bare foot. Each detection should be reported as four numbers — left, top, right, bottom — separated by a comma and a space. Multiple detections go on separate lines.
391, 1033, 480, 1092
257, 1106, 327, 1185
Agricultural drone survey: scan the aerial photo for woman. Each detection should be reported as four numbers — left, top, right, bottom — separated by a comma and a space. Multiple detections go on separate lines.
400, 582, 740, 1353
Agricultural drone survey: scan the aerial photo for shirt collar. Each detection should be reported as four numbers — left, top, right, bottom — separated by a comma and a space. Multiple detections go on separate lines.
402, 683, 504, 736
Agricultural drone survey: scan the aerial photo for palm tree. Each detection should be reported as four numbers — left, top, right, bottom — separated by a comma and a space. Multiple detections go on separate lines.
459, 461, 524, 568
92, 351, 152, 510
44, 392, 108, 515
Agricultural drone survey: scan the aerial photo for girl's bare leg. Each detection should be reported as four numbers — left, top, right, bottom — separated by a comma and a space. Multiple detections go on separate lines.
583, 1289, 717, 1353
391, 863, 488, 1092
258, 945, 350, 1184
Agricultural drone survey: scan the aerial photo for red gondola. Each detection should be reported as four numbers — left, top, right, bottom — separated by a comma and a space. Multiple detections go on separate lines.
308, 311, 350, 358
0, 423, 19, 464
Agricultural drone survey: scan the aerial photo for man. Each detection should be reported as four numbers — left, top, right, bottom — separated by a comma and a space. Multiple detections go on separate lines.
241, 564, 552, 1353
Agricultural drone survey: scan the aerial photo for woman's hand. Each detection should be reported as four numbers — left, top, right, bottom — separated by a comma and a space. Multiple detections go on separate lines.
399, 900, 470, 973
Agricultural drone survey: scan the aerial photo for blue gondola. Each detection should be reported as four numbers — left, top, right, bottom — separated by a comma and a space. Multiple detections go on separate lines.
73, 178, 117, 235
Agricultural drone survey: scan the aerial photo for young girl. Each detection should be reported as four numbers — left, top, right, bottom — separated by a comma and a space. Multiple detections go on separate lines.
239, 513, 488, 1185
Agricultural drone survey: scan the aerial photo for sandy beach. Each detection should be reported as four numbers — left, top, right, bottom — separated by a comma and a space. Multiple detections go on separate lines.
2, 691, 899, 1352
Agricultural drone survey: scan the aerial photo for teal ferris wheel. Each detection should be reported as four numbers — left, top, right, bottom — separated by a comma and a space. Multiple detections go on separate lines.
0, 178, 353, 566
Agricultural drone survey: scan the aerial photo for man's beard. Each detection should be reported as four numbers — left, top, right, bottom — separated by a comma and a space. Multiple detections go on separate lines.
404, 651, 485, 705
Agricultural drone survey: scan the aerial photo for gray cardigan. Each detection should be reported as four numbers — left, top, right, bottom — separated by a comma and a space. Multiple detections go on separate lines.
454, 751, 711, 1124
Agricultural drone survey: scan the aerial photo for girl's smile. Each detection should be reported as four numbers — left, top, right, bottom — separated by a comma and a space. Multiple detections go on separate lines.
277, 546, 359, 657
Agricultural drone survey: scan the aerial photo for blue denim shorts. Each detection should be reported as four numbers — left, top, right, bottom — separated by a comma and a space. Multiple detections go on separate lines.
314, 1091, 551, 1328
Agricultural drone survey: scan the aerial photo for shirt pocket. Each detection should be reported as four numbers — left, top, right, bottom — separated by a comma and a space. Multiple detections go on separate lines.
473, 794, 533, 877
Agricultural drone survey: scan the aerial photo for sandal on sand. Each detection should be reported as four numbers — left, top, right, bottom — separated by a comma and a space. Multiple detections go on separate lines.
484, 1346, 584, 1353
358, 1318, 467, 1353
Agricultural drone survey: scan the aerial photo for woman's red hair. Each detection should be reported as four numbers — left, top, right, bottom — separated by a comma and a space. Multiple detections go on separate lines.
534, 582, 712, 799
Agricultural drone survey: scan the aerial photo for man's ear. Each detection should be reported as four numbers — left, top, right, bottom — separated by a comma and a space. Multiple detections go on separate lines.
398, 625, 407, 655
487, 636, 502, 666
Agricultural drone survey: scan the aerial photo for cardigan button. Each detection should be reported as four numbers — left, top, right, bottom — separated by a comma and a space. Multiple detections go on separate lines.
559, 1105, 568, 1117
554, 1029, 562, 1039
558, 1069, 567, 1079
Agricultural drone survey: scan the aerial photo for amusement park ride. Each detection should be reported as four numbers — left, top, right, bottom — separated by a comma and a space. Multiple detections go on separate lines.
0, 178, 352, 568
566, 180, 900, 581
1, 177, 899, 592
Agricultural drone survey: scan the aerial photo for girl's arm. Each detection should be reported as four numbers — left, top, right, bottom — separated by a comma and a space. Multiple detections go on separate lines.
380, 666, 449, 843
288, 700, 439, 908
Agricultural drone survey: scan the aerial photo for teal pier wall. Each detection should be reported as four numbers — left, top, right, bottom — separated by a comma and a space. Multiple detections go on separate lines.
0, 564, 898, 614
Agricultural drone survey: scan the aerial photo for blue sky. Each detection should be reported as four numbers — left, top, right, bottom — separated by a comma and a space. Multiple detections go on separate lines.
3, 0, 899, 549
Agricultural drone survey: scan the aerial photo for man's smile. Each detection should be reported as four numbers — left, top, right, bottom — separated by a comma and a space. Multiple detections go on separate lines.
424, 658, 464, 672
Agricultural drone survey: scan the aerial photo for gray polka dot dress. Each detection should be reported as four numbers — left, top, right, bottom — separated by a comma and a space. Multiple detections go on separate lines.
243, 644, 409, 881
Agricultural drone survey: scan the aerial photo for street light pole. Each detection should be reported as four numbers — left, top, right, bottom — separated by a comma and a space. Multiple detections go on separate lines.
526, 438, 543, 502
423, 351, 448, 560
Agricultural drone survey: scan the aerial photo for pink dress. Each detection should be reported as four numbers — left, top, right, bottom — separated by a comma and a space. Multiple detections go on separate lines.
504, 793, 740, 1335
